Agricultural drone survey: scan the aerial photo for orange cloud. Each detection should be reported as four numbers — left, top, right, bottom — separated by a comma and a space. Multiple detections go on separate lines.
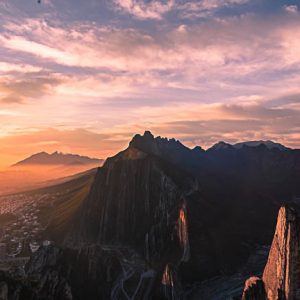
0, 73, 62, 104
0, 95, 299, 169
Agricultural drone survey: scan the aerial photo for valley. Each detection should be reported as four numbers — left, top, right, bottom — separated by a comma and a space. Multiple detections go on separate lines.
0, 169, 96, 271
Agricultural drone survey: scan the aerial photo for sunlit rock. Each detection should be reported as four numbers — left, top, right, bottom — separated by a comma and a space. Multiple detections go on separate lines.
262, 205, 300, 300
242, 276, 266, 300
242, 205, 300, 300
178, 202, 190, 262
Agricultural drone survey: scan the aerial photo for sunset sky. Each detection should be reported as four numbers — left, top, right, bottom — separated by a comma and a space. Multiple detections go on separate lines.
1, 0, 300, 167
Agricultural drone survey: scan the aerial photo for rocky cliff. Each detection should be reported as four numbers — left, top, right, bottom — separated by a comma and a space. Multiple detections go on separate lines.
242, 205, 300, 300
242, 277, 266, 300
2, 132, 300, 299
0, 244, 122, 300
66, 136, 198, 298
69, 146, 193, 258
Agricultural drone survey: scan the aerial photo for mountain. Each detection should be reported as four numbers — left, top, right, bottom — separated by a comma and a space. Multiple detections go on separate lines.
0, 152, 103, 195
208, 141, 234, 151
233, 140, 289, 151
65, 131, 300, 298
1, 131, 300, 299
208, 140, 288, 151
242, 205, 300, 300
13, 151, 103, 167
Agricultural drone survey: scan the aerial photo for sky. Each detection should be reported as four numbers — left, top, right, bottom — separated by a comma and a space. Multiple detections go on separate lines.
0, 0, 300, 167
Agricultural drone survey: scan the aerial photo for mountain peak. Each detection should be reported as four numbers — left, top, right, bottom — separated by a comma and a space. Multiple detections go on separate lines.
129, 131, 186, 155
208, 141, 233, 151
130, 130, 154, 148
13, 151, 102, 167
126, 131, 207, 172
143, 130, 154, 139
192, 145, 204, 153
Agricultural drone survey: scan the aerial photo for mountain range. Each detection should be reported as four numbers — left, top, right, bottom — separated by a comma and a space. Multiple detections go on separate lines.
12, 151, 103, 167
1, 131, 300, 299
209, 140, 289, 151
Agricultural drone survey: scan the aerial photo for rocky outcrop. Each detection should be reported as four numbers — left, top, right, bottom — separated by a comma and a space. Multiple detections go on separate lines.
25, 245, 73, 300
262, 205, 300, 300
0, 245, 122, 300
161, 264, 183, 300
242, 205, 300, 300
242, 277, 266, 300
178, 202, 190, 262
31, 245, 122, 300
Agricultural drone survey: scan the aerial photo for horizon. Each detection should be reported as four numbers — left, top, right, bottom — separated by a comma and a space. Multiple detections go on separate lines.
3, 132, 298, 169
3, 131, 297, 170
1, 0, 300, 168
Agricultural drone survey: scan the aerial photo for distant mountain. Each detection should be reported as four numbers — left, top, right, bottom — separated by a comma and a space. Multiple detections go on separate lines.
12, 151, 103, 167
233, 140, 289, 150
208, 140, 289, 151
208, 141, 234, 151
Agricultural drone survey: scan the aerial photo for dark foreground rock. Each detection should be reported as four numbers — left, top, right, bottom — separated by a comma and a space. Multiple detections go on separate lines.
0, 244, 122, 300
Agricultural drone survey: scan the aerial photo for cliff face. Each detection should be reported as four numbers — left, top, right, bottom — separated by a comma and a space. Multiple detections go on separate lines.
66, 143, 196, 299
242, 205, 300, 300
69, 146, 192, 262
262, 206, 300, 300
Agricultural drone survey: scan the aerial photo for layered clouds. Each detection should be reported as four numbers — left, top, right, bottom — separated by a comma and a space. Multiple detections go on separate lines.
113, 0, 250, 19
0, 0, 300, 166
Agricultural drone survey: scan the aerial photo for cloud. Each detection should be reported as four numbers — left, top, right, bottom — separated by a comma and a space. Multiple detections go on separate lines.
131, 99, 300, 149
3, 15, 300, 83
284, 5, 298, 14
1, 15, 300, 127
0, 96, 300, 168
176, 0, 249, 19
0, 128, 128, 167
113, 0, 174, 20
0, 35, 81, 68
0, 62, 42, 73
112, 0, 249, 20
2, 15, 300, 108
0, 73, 62, 104
0, 4, 300, 162
41, 0, 53, 6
